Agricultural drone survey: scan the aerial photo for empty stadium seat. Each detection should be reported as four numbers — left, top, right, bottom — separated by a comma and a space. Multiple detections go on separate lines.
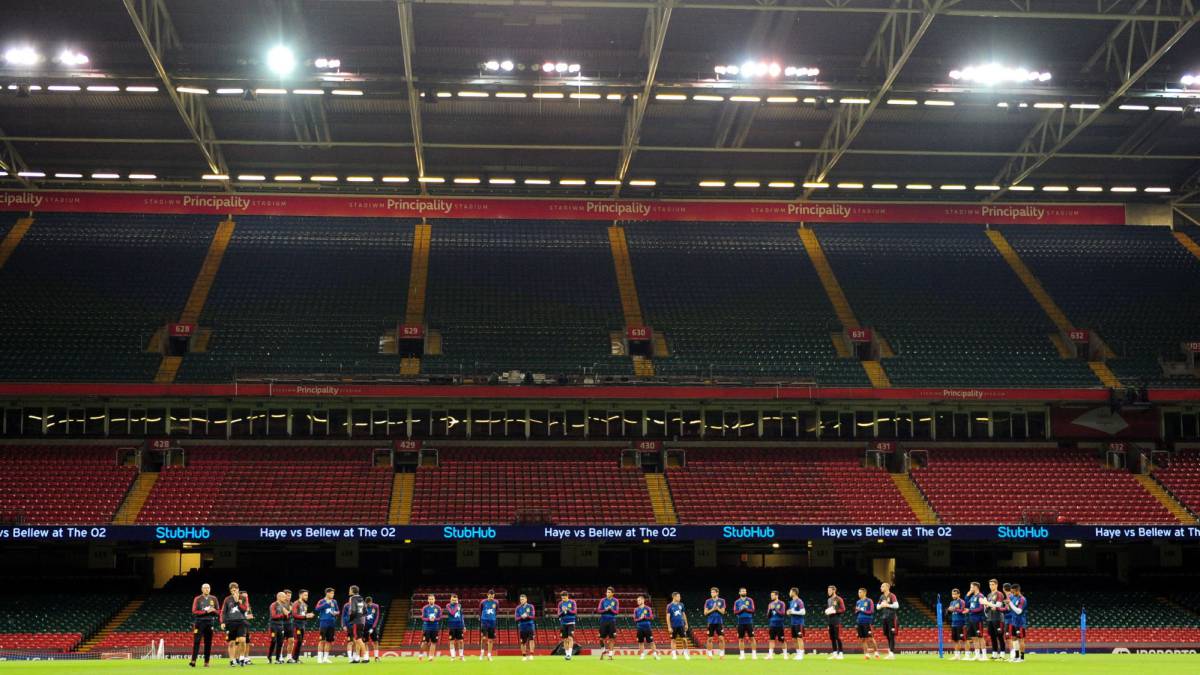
1152, 450, 1200, 514
0, 446, 136, 524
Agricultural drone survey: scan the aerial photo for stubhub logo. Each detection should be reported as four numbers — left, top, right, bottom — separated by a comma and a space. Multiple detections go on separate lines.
156, 526, 211, 540
996, 526, 1049, 539
723, 526, 775, 539
443, 526, 496, 540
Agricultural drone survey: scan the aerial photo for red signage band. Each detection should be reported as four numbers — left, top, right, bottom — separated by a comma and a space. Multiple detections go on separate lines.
626, 326, 652, 341
394, 439, 422, 452
168, 323, 195, 338
0, 190, 1127, 225
634, 440, 664, 452
1068, 329, 1090, 343
1186, 341, 1200, 353
848, 328, 873, 343
399, 324, 425, 339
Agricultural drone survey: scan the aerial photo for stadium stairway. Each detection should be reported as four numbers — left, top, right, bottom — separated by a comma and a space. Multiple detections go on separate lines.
154, 218, 235, 384
901, 594, 938, 624
608, 225, 654, 376
77, 598, 143, 653
112, 472, 158, 524
644, 473, 679, 525
402, 222, 431, 375
890, 473, 939, 524
377, 597, 410, 651
985, 229, 1119, 388
797, 226, 892, 388
1134, 474, 1198, 524
1173, 231, 1200, 262
0, 216, 33, 269
389, 473, 415, 525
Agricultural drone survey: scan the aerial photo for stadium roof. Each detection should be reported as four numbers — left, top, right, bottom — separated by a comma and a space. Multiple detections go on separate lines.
2, 0, 1200, 202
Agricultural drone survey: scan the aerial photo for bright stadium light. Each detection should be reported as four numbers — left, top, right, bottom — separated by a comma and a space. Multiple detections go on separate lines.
314, 57, 341, 69
949, 64, 1051, 84
501, 60, 514, 72
484, 60, 501, 71
4, 46, 41, 66
716, 62, 817, 79
267, 45, 296, 76
1182, 74, 1199, 86
56, 49, 89, 66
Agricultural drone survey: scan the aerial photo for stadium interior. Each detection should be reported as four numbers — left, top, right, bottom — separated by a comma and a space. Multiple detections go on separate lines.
3, 0, 1200, 663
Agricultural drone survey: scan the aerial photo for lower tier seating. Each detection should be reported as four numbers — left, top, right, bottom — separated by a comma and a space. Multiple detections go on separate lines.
0, 593, 127, 652
1151, 450, 1200, 515
0, 446, 136, 524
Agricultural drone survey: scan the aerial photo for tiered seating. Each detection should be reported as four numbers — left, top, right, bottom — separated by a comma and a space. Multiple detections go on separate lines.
624, 222, 867, 383
177, 216, 413, 382
421, 220, 630, 376
666, 448, 917, 524
0, 446, 136, 524
1003, 225, 1200, 386
136, 447, 391, 524
410, 448, 654, 524
0, 213, 214, 382
0, 593, 126, 652
1151, 449, 1200, 515
912, 448, 1177, 524
94, 592, 274, 653
814, 224, 1096, 387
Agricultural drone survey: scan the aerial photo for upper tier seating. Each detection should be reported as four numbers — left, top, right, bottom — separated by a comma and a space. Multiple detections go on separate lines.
0, 213, 214, 382
410, 448, 654, 524
0, 593, 126, 652
814, 224, 1096, 387
421, 220, 630, 376
666, 448, 917, 523
1003, 225, 1200, 386
624, 222, 868, 384
0, 446, 136, 524
177, 216, 413, 382
1151, 449, 1200, 515
136, 447, 391, 524
911, 448, 1177, 524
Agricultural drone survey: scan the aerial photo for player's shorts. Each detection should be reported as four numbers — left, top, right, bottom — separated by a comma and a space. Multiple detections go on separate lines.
284, 625, 296, 639
768, 625, 784, 641
707, 624, 724, 637
987, 620, 1003, 634
881, 618, 897, 635
270, 622, 288, 637
560, 624, 575, 639
737, 624, 754, 639
363, 625, 377, 642
856, 623, 873, 639
951, 626, 964, 642
598, 622, 617, 639
449, 628, 464, 641
423, 629, 440, 643
671, 626, 688, 639
965, 621, 981, 639
320, 626, 337, 642
519, 628, 536, 644
225, 622, 247, 641
193, 620, 216, 633
1008, 625, 1026, 639
349, 623, 367, 641
480, 624, 496, 640
637, 626, 653, 644
790, 625, 805, 639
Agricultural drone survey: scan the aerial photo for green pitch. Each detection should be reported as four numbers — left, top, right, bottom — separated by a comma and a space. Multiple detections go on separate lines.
0, 655, 1192, 673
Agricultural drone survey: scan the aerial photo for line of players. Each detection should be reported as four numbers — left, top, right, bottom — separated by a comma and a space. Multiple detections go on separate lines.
945, 580, 1028, 663
414, 583, 904, 662
188, 582, 385, 667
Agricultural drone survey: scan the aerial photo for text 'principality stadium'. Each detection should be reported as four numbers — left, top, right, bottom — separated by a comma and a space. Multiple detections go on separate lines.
1, 1, 1200, 673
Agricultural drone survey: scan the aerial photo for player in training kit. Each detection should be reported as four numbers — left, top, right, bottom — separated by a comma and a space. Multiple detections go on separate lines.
344, 585, 368, 663
733, 587, 757, 660
855, 588, 879, 659
479, 590, 499, 660
877, 582, 899, 659
290, 590, 313, 664
667, 592, 690, 660
419, 594, 443, 661
515, 594, 537, 661
964, 581, 986, 660
268, 591, 291, 663
634, 595, 660, 660
947, 588, 966, 660
825, 585, 846, 660
190, 583, 219, 668
220, 582, 250, 667
445, 594, 466, 661
597, 587, 620, 660
315, 588, 339, 663
364, 596, 382, 661
765, 590, 786, 659
984, 579, 1008, 659
787, 587, 806, 661
703, 587, 726, 660
1007, 584, 1027, 662
557, 591, 577, 660
282, 590, 295, 663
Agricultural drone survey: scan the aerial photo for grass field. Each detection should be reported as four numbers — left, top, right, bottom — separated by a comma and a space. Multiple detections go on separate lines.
0, 654, 1192, 673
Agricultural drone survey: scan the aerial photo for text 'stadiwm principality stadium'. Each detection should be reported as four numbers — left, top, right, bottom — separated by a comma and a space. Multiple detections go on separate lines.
2, 1, 1200, 671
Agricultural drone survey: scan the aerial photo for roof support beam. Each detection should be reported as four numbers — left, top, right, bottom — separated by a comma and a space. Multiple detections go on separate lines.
986, 0, 1199, 200
122, 0, 228, 177
396, 1, 428, 188
800, 0, 945, 199
0, 126, 34, 189
613, 0, 674, 194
